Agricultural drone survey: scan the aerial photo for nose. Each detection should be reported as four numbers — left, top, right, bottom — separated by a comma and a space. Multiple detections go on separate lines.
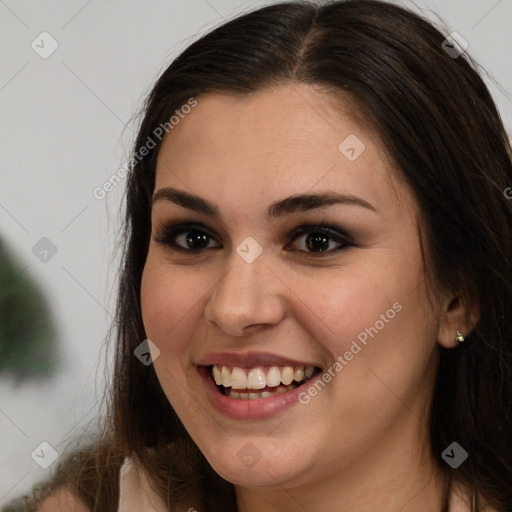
203, 246, 287, 337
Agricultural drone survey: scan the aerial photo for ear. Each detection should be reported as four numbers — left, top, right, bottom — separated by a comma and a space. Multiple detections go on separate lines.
437, 292, 480, 348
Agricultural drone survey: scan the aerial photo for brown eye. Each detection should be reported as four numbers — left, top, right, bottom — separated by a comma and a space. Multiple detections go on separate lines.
287, 225, 352, 254
154, 221, 353, 256
179, 229, 212, 250
154, 223, 220, 252
304, 233, 331, 252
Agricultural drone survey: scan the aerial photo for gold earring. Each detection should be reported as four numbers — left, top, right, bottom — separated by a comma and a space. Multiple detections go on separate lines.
456, 330, 464, 343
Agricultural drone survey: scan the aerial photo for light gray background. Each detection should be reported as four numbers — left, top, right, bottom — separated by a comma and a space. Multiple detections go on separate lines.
1, 0, 511, 504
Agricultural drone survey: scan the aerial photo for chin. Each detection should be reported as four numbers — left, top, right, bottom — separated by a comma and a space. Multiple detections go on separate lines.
197, 435, 312, 488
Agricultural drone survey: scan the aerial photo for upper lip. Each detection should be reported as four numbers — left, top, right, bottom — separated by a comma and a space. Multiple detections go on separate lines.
196, 351, 321, 369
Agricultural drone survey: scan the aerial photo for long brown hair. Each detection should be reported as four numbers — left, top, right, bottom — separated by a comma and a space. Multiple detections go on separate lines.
15, 1, 512, 510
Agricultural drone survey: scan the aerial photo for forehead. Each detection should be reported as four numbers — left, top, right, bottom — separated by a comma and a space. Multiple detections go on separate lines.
154, 84, 412, 221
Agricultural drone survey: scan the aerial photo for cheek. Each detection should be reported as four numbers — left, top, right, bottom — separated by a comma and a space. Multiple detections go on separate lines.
299, 247, 435, 401
140, 259, 208, 413
140, 258, 206, 357
316, 259, 437, 419
285, 255, 419, 359
315, 275, 388, 338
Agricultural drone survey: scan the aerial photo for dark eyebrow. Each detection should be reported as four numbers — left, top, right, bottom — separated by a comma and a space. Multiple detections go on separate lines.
151, 187, 377, 220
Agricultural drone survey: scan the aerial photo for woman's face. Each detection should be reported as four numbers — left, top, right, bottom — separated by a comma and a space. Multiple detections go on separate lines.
141, 84, 448, 491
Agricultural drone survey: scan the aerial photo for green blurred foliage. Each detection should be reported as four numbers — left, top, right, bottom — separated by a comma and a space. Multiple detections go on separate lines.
0, 237, 58, 380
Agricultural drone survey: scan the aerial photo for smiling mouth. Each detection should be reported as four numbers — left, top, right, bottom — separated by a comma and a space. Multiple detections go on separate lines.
209, 364, 322, 399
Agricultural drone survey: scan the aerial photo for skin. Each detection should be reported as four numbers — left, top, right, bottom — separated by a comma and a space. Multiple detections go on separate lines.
37, 489, 89, 512
140, 84, 479, 512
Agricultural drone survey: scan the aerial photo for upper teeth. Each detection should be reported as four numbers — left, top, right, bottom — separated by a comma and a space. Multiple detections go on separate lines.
212, 364, 315, 389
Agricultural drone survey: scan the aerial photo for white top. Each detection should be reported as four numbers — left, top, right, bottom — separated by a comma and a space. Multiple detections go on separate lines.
117, 458, 167, 512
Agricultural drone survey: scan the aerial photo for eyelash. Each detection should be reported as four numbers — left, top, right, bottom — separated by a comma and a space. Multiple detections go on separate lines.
153, 220, 354, 256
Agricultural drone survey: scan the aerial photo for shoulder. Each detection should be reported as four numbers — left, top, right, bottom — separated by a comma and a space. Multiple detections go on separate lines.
1, 485, 91, 512
3, 440, 123, 512
36, 488, 90, 512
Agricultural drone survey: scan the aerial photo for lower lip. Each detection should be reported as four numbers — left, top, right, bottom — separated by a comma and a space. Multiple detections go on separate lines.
198, 366, 313, 420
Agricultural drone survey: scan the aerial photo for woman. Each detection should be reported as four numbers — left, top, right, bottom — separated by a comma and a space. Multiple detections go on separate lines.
8, 0, 511, 510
